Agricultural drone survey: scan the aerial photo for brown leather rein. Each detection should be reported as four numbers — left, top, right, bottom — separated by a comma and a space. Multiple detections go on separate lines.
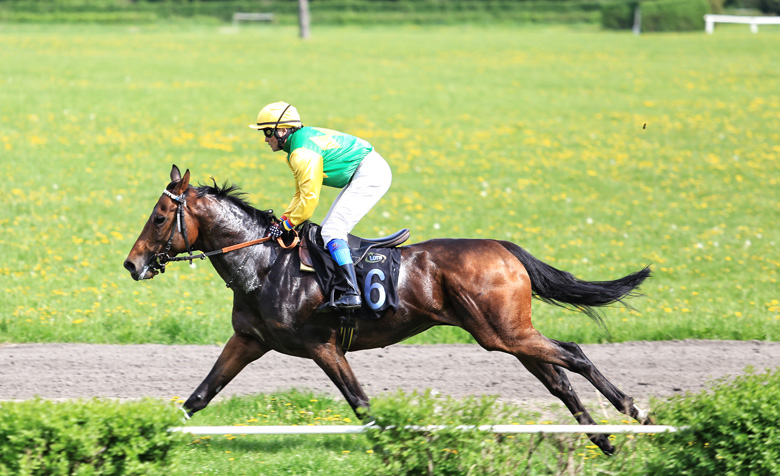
159, 233, 299, 264
151, 189, 299, 284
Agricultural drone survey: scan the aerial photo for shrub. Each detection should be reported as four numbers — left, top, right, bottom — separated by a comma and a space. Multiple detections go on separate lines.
0, 398, 186, 476
601, 1, 639, 29
706, 0, 724, 13
760, 0, 780, 13
0, 0, 613, 25
724, 0, 762, 9
641, 0, 710, 31
3, 11, 159, 23
647, 368, 780, 475
364, 390, 542, 476
602, 0, 712, 31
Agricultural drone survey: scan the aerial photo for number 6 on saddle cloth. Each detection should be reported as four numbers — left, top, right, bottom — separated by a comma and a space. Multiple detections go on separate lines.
299, 222, 407, 320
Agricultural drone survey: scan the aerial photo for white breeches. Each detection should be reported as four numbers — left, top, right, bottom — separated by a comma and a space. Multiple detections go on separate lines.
320, 150, 392, 247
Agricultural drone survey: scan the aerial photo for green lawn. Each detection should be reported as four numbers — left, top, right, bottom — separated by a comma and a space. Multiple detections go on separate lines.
1, 23, 778, 345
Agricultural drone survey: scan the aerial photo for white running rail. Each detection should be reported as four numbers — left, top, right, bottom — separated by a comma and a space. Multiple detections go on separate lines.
172, 424, 682, 435
704, 14, 780, 34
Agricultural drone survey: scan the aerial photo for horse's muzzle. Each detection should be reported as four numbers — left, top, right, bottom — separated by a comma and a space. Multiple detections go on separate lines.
123, 257, 160, 281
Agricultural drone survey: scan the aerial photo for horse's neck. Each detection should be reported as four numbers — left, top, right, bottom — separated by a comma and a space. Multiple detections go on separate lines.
200, 197, 274, 293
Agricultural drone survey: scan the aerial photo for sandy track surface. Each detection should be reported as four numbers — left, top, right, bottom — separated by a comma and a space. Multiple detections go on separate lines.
2, 341, 779, 413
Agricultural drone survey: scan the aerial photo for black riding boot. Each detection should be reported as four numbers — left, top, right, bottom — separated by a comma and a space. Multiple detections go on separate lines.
333, 263, 362, 310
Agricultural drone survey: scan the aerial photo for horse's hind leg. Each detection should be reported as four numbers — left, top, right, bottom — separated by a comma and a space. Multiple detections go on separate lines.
183, 331, 268, 416
549, 338, 651, 423
512, 333, 650, 424
519, 359, 615, 455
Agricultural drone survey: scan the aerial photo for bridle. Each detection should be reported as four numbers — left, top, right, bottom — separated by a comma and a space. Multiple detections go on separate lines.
144, 187, 299, 286
156, 189, 194, 268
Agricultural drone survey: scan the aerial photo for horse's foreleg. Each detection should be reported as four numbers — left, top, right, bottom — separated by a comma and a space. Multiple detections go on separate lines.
183, 332, 268, 416
518, 359, 615, 455
308, 344, 371, 420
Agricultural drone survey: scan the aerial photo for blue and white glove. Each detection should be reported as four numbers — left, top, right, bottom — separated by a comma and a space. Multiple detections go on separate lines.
267, 222, 284, 239
268, 217, 294, 239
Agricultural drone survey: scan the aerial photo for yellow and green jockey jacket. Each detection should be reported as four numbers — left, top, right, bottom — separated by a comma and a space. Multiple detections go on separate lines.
281, 126, 374, 226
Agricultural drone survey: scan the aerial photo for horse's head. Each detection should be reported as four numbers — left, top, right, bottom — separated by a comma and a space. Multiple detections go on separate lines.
123, 165, 200, 281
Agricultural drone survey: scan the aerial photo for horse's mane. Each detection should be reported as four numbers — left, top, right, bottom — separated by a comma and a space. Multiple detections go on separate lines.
195, 179, 277, 225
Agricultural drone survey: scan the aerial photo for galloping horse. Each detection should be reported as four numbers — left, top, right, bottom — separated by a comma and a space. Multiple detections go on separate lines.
124, 165, 652, 455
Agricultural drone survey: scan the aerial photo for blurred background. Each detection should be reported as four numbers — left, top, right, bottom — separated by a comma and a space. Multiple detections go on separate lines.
1, 0, 778, 345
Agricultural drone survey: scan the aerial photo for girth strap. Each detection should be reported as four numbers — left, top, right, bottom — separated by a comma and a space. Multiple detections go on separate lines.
339, 312, 357, 353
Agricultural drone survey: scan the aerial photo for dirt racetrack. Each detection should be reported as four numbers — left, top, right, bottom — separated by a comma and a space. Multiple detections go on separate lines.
2, 341, 779, 414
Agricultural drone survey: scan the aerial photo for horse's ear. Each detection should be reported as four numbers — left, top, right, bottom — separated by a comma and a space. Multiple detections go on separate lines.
170, 164, 181, 182
174, 169, 191, 194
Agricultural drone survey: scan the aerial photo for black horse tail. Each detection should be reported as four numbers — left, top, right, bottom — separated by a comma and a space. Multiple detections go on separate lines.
498, 241, 651, 326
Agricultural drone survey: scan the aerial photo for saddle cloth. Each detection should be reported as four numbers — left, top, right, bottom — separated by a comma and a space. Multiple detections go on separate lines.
300, 223, 407, 320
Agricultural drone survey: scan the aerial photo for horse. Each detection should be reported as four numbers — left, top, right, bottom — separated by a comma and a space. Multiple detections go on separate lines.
124, 165, 653, 455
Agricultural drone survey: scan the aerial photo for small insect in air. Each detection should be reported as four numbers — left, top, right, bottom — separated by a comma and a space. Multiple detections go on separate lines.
643, 123, 647, 129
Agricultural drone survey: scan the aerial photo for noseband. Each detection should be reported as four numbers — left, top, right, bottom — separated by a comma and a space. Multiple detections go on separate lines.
146, 188, 299, 283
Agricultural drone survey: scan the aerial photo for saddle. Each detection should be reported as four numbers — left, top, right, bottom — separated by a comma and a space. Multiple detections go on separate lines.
299, 226, 410, 272
298, 223, 408, 352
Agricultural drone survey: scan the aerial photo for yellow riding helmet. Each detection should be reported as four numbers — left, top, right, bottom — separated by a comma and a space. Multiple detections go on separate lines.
249, 101, 302, 130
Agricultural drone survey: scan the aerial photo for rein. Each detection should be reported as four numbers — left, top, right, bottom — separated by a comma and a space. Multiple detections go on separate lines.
150, 189, 299, 285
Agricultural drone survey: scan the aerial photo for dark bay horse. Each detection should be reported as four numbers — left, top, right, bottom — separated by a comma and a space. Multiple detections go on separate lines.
124, 165, 652, 455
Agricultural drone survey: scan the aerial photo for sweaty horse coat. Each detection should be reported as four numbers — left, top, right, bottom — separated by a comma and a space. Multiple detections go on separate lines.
124, 165, 653, 455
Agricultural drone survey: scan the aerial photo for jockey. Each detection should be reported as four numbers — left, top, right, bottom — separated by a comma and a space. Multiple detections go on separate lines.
250, 101, 392, 310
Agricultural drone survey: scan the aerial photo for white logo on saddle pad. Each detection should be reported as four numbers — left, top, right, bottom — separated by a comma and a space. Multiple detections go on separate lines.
366, 252, 386, 264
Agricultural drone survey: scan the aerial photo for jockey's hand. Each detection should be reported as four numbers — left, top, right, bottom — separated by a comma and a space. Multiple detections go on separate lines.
267, 222, 284, 239
268, 217, 295, 240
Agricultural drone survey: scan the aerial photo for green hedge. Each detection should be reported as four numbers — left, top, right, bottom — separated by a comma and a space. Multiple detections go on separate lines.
647, 368, 780, 475
365, 390, 538, 476
600, 0, 637, 29
601, 0, 710, 31
0, 398, 186, 476
5, 10, 159, 23
641, 0, 709, 31
0, 0, 606, 24
760, 0, 780, 13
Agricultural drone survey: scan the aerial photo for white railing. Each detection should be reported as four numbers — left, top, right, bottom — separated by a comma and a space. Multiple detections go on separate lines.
232, 12, 275, 27
172, 424, 682, 435
704, 14, 780, 34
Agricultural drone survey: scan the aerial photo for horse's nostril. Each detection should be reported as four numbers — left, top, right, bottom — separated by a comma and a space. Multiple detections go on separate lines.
123, 260, 136, 273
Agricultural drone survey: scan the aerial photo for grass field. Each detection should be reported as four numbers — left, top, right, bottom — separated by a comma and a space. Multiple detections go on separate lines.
1, 23, 779, 345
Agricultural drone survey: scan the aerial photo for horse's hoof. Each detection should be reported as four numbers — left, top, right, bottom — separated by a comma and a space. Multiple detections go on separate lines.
632, 404, 655, 424
179, 406, 192, 422
362, 417, 378, 428
589, 434, 615, 456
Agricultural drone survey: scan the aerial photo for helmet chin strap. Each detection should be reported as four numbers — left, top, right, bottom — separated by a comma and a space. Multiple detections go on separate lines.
272, 103, 296, 148
274, 129, 290, 148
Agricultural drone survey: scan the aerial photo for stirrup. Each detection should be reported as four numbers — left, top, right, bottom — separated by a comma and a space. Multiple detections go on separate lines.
334, 293, 361, 310
317, 288, 338, 313
316, 291, 361, 312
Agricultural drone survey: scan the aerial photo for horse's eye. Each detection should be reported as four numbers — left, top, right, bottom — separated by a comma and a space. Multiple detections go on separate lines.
154, 215, 166, 226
